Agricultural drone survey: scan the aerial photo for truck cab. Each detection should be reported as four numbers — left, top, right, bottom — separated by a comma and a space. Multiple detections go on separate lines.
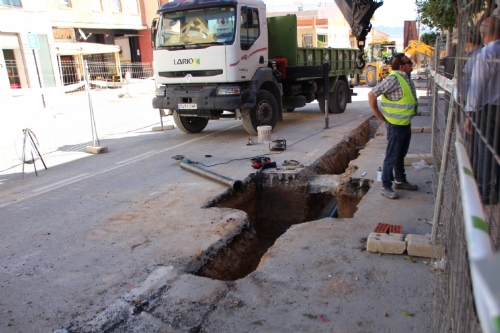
152, 0, 281, 134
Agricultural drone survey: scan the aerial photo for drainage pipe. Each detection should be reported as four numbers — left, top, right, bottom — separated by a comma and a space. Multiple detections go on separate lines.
328, 203, 338, 218
179, 160, 243, 192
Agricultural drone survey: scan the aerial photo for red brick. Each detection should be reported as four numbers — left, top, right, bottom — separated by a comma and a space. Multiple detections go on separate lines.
373, 223, 390, 233
389, 224, 403, 234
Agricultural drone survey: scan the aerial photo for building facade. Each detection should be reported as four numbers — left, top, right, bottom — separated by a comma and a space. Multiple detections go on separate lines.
1, 0, 156, 103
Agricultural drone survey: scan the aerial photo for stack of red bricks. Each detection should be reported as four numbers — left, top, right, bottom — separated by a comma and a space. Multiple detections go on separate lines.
372, 222, 403, 234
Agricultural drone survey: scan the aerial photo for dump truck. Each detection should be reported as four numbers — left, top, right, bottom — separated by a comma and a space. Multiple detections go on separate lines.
151, 0, 383, 134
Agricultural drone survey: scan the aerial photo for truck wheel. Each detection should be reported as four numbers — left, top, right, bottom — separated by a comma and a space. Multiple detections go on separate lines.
242, 90, 278, 135
366, 66, 377, 87
173, 111, 209, 133
331, 80, 348, 114
317, 92, 337, 114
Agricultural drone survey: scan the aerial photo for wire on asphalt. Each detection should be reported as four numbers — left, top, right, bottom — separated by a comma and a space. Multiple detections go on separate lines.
199, 114, 371, 167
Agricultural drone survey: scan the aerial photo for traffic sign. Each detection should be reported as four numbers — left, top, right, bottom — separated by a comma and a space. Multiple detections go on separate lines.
27, 34, 40, 49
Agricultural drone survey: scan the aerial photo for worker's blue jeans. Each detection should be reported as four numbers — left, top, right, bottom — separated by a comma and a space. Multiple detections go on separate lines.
382, 122, 412, 189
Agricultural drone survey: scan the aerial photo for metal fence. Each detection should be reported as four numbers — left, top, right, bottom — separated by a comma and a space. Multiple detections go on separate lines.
0, 60, 162, 173
430, 4, 500, 333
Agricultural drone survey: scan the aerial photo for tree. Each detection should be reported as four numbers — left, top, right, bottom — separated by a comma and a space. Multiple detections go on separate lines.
420, 32, 439, 46
415, 0, 497, 31
415, 0, 457, 31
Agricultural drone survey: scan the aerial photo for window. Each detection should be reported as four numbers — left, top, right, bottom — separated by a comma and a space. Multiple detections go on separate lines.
240, 6, 259, 51
302, 34, 312, 47
0, 0, 22, 7
113, 0, 121, 12
92, 0, 102, 10
129, 0, 138, 14
58, 0, 71, 7
157, 7, 236, 49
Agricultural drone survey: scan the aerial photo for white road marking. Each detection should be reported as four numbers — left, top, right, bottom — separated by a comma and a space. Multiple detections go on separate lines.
32, 173, 90, 193
115, 151, 157, 165
0, 123, 243, 208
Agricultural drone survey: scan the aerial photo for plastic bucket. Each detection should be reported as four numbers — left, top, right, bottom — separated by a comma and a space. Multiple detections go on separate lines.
257, 126, 272, 144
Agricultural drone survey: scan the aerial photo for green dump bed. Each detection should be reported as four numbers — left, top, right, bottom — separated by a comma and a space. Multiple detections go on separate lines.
267, 15, 361, 76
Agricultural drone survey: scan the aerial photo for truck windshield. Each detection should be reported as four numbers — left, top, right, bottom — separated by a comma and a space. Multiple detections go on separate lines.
157, 7, 236, 49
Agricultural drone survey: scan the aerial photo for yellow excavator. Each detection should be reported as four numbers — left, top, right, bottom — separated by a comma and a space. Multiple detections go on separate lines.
359, 40, 444, 86
402, 40, 444, 64
360, 40, 397, 87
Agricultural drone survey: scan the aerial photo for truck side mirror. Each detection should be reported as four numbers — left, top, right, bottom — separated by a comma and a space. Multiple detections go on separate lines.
151, 18, 158, 48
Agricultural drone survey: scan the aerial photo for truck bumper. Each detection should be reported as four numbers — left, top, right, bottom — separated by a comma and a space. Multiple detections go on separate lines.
152, 87, 255, 113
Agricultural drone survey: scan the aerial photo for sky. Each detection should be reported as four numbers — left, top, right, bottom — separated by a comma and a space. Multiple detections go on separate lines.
263, 0, 420, 28
370, 0, 418, 27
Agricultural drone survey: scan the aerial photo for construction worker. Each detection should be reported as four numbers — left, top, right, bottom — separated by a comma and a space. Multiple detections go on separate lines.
381, 47, 389, 62
368, 53, 419, 199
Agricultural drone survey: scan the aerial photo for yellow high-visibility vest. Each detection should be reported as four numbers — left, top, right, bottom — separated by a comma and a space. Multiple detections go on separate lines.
381, 72, 417, 125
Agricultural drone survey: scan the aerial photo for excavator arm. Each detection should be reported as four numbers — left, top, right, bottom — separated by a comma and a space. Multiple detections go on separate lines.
334, 0, 384, 68
402, 40, 435, 58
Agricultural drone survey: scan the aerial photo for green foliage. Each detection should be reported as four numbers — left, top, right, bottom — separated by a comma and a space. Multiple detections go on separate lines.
420, 32, 439, 46
415, 0, 456, 31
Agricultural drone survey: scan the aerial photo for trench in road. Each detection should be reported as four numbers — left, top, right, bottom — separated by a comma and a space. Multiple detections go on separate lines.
195, 117, 379, 281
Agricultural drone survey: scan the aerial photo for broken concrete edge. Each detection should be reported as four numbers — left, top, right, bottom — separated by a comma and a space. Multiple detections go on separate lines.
86, 146, 108, 154
152, 125, 174, 131
404, 153, 433, 166
73, 209, 252, 332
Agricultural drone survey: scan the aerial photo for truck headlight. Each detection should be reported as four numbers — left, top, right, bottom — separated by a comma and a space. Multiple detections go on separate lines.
155, 87, 166, 97
216, 87, 241, 96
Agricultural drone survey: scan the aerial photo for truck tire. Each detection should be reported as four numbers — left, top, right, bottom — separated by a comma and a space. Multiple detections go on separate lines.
173, 111, 209, 134
365, 66, 377, 87
331, 80, 348, 114
242, 90, 278, 135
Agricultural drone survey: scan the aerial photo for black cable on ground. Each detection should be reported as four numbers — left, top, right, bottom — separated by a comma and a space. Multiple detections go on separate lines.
199, 114, 371, 167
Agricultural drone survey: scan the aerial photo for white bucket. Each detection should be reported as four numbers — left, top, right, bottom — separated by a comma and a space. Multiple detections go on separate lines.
257, 126, 272, 144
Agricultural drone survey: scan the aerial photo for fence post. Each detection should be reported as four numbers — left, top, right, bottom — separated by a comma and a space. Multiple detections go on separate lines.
83, 60, 108, 154
431, 43, 460, 243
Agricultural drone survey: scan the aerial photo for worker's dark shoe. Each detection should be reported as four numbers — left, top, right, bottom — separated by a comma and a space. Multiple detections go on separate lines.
394, 181, 418, 191
381, 187, 398, 199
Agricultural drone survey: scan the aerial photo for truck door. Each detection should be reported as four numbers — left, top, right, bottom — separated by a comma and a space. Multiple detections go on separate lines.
236, 6, 267, 81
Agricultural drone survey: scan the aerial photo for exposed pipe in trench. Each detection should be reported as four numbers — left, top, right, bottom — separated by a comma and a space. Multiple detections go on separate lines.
173, 156, 243, 192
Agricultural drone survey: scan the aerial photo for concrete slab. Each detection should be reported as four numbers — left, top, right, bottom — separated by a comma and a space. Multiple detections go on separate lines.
86, 145, 108, 154
367, 232, 406, 254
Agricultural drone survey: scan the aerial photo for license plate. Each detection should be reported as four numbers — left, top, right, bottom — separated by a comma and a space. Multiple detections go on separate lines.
178, 103, 197, 109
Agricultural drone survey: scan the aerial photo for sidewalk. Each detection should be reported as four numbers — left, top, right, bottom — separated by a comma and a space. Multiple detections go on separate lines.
0, 79, 162, 172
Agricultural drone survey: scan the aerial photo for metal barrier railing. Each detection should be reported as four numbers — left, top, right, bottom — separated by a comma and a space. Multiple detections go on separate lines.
429, 7, 500, 332
0, 60, 160, 173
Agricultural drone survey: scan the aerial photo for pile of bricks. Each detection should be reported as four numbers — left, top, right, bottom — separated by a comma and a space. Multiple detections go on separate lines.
366, 222, 443, 258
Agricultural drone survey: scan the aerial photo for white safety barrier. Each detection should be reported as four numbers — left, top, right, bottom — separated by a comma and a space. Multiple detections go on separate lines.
455, 132, 500, 333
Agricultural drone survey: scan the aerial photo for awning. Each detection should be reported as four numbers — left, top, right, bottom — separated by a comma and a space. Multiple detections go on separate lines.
54, 41, 120, 55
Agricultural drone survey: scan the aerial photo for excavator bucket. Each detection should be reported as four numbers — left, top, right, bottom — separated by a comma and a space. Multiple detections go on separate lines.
334, 0, 384, 51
